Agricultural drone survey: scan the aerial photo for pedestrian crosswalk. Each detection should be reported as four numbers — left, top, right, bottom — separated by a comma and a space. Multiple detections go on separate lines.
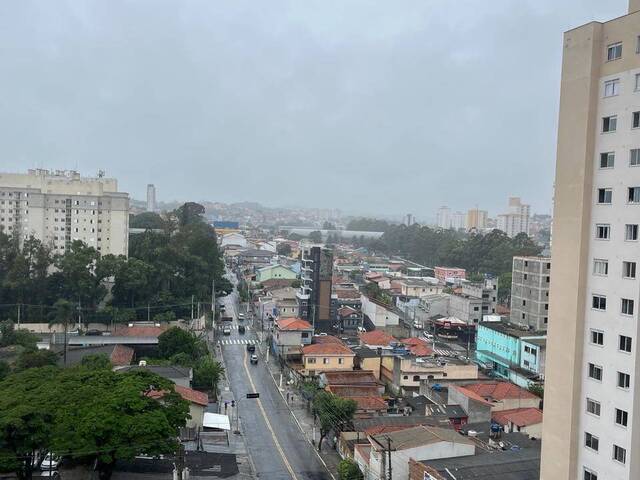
218, 339, 258, 345
219, 324, 248, 330
433, 348, 457, 357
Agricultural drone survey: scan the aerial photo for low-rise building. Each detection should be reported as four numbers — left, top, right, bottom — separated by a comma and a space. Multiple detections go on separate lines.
491, 407, 543, 438
302, 342, 355, 377
393, 278, 443, 298
434, 266, 466, 284
358, 330, 397, 351
255, 264, 297, 283
448, 382, 540, 415
273, 317, 314, 360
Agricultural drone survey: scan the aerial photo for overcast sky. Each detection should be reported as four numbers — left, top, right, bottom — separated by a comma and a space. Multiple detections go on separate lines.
0, 0, 627, 219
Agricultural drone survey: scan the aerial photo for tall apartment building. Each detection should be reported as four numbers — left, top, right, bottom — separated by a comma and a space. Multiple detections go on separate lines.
510, 256, 551, 331
497, 197, 530, 237
0, 169, 129, 256
146, 184, 156, 212
466, 208, 488, 231
541, 3, 640, 479
450, 211, 466, 231
436, 206, 451, 229
297, 245, 333, 332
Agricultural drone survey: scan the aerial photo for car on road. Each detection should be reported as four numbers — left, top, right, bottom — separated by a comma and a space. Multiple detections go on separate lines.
413, 321, 423, 329
219, 304, 226, 312
40, 453, 59, 471
246, 344, 256, 352
238, 325, 246, 334
250, 354, 258, 364
238, 313, 245, 321
223, 327, 231, 335
422, 332, 434, 339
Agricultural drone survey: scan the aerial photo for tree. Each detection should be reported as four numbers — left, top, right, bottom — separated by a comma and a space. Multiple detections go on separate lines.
0, 361, 9, 381
15, 350, 59, 371
129, 212, 167, 230
528, 383, 544, 399
49, 299, 73, 366
346, 218, 392, 232
322, 221, 336, 230
0, 321, 38, 350
498, 272, 512, 304
312, 392, 356, 452
338, 459, 363, 480
157, 327, 204, 360
192, 356, 225, 397
49, 368, 188, 480
80, 354, 112, 370
276, 243, 292, 256
287, 232, 303, 241
308, 231, 323, 243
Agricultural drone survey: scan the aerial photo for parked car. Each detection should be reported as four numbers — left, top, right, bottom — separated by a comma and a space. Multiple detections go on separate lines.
238, 313, 245, 321
238, 325, 246, 334
422, 332, 434, 339
246, 344, 256, 352
85, 329, 103, 336
413, 321, 423, 329
223, 327, 231, 335
40, 453, 59, 471
250, 354, 259, 364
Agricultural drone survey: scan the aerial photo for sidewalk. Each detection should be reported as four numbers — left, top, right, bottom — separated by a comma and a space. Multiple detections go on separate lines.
256, 337, 341, 478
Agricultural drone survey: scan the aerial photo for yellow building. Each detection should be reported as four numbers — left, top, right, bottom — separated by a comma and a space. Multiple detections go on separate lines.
302, 342, 355, 377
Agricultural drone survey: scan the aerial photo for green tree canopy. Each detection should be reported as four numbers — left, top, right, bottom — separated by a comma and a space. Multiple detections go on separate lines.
312, 392, 356, 452
308, 231, 323, 243
129, 212, 167, 230
338, 459, 363, 480
157, 327, 205, 360
276, 243, 292, 256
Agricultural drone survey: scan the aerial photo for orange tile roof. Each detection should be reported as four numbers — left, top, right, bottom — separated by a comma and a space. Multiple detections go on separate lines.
174, 385, 209, 407
302, 343, 354, 355
359, 330, 397, 346
463, 382, 538, 401
110, 344, 134, 366
337, 306, 359, 318
407, 344, 433, 357
345, 396, 387, 411
492, 407, 543, 427
322, 370, 378, 385
276, 317, 313, 331
364, 425, 411, 436
401, 337, 427, 347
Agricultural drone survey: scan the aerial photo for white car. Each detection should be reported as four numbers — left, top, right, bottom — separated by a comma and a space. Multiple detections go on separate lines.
422, 332, 434, 339
413, 321, 423, 329
223, 327, 231, 335
40, 453, 59, 470
237, 313, 245, 321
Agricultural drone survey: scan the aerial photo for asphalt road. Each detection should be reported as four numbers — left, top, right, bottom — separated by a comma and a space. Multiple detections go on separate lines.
217, 272, 332, 480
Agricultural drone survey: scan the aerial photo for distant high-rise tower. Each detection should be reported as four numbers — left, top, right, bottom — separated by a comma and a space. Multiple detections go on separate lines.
497, 197, 530, 237
541, 2, 640, 479
146, 184, 156, 212
406, 213, 414, 226
436, 206, 451, 229
466, 208, 488, 231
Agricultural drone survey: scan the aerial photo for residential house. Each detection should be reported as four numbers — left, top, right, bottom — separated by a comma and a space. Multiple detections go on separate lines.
257, 287, 299, 323
255, 264, 297, 283
434, 267, 466, 284
326, 384, 387, 418
319, 370, 381, 391
393, 278, 443, 298
273, 317, 314, 360
363, 425, 475, 480
60, 344, 134, 367
116, 364, 192, 388
358, 330, 397, 351
237, 248, 275, 267
408, 431, 540, 480
220, 232, 248, 250
351, 346, 383, 379
448, 382, 540, 420
337, 306, 362, 331
360, 296, 404, 335
148, 385, 208, 429
492, 407, 543, 438
302, 342, 355, 376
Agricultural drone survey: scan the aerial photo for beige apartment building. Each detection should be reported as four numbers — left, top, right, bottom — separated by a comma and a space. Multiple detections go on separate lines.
0, 169, 129, 256
542, 2, 640, 479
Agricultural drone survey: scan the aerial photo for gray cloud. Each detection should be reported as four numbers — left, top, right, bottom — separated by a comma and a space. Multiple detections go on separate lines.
0, 0, 626, 218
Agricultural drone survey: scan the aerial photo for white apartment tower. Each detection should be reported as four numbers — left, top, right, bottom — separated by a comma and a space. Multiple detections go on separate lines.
146, 183, 156, 212
497, 197, 530, 237
541, 2, 640, 479
436, 206, 451, 229
0, 169, 129, 256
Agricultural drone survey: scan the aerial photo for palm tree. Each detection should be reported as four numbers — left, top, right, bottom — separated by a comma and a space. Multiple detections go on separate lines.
49, 299, 73, 366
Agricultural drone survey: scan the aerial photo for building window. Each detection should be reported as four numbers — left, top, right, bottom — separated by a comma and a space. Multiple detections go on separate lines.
619, 335, 632, 353
600, 152, 615, 168
631, 149, 640, 166
323, 358, 329, 364
338, 358, 344, 365
615, 408, 628, 427
623, 261, 636, 279
628, 187, 640, 203
618, 371, 630, 389
592, 295, 607, 310
585, 432, 599, 451
307, 357, 316, 364
595, 224, 610, 240
586, 398, 601, 416
621, 298, 634, 315
636, 72, 640, 90
413, 375, 420, 381
634, 111, 640, 128
583, 468, 598, 480
588, 363, 603, 381
593, 259, 609, 276
602, 115, 617, 132
613, 445, 626, 464
604, 79, 620, 97
590, 329, 604, 346
607, 42, 622, 61
597, 188, 612, 204
625, 224, 639, 241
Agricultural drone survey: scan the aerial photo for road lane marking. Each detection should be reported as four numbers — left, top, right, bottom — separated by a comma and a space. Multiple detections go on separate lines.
243, 350, 298, 480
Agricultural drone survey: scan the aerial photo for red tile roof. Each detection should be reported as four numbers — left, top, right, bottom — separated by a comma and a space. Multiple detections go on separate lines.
313, 335, 345, 345
359, 330, 397, 346
462, 382, 538, 401
364, 425, 411, 436
175, 385, 209, 407
327, 385, 380, 397
337, 306, 359, 318
276, 317, 313, 331
110, 344, 134, 366
303, 343, 354, 355
450, 385, 494, 407
401, 337, 427, 347
322, 370, 378, 386
113, 325, 167, 337
492, 407, 543, 427
407, 344, 433, 357
345, 396, 387, 411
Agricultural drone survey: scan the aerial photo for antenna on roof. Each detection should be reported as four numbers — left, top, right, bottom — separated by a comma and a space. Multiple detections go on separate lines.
97, 170, 105, 178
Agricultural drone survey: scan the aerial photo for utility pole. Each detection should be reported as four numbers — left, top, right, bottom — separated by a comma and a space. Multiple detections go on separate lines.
191, 295, 194, 321
147, 304, 151, 322
17, 303, 20, 328
387, 437, 393, 480
175, 443, 185, 480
